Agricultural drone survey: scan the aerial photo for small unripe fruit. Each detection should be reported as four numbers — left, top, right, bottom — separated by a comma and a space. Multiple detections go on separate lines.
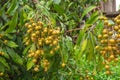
103, 34, 108, 38
108, 31, 113, 35
109, 55, 114, 60
4, 40, 8, 44
32, 23, 36, 26
31, 33, 36, 37
0, 72, 3, 76
116, 20, 120, 24
104, 20, 108, 25
95, 46, 99, 49
25, 23, 29, 27
50, 50, 54, 54
106, 70, 111, 75
33, 59, 37, 64
102, 29, 108, 34
34, 67, 39, 72
28, 25, 32, 28
61, 63, 66, 68
53, 40, 58, 45
107, 46, 112, 51
105, 65, 110, 69
98, 35, 102, 39
114, 26, 119, 31
109, 39, 115, 44
35, 31, 40, 35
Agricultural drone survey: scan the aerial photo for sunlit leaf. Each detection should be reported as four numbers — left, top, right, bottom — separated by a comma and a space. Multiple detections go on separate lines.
6, 41, 18, 48
78, 39, 87, 59
27, 58, 34, 70
76, 29, 85, 45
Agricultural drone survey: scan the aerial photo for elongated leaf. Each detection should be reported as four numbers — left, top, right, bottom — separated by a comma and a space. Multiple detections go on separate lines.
78, 39, 87, 59
6, 12, 18, 33
6, 47, 23, 65
19, 9, 24, 26
19, 9, 27, 26
6, 41, 18, 48
86, 11, 99, 24
60, 37, 69, 63
96, 20, 104, 35
27, 59, 34, 70
86, 33, 95, 61
74, 45, 80, 60
6, 0, 17, 14
53, 4, 64, 14
65, 36, 73, 51
23, 45, 31, 55
0, 56, 10, 69
0, 63, 5, 72
80, 6, 96, 22
2, 48, 10, 59
76, 29, 85, 45
0, 0, 10, 16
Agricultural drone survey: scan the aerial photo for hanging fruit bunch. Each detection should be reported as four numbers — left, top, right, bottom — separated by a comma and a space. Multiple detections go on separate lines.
24, 19, 61, 72
96, 14, 120, 75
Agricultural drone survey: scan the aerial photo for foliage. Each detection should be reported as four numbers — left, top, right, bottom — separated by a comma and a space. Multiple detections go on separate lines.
0, 0, 120, 80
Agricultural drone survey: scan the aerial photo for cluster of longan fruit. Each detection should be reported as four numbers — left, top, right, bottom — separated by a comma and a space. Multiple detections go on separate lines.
24, 19, 61, 72
96, 15, 120, 75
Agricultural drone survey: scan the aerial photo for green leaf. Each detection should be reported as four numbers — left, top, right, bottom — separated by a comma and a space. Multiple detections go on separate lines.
65, 36, 73, 51
86, 33, 95, 61
19, 9, 24, 26
0, 63, 5, 72
76, 29, 85, 45
6, 0, 18, 15
86, 11, 99, 24
23, 45, 31, 55
6, 47, 23, 65
80, 6, 96, 22
96, 20, 104, 35
6, 41, 18, 48
6, 12, 18, 33
27, 59, 34, 70
0, 56, 10, 69
2, 48, 10, 59
19, 8, 27, 26
60, 37, 69, 63
53, 4, 64, 14
0, 0, 10, 16
0, 21, 9, 31
78, 39, 87, 59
